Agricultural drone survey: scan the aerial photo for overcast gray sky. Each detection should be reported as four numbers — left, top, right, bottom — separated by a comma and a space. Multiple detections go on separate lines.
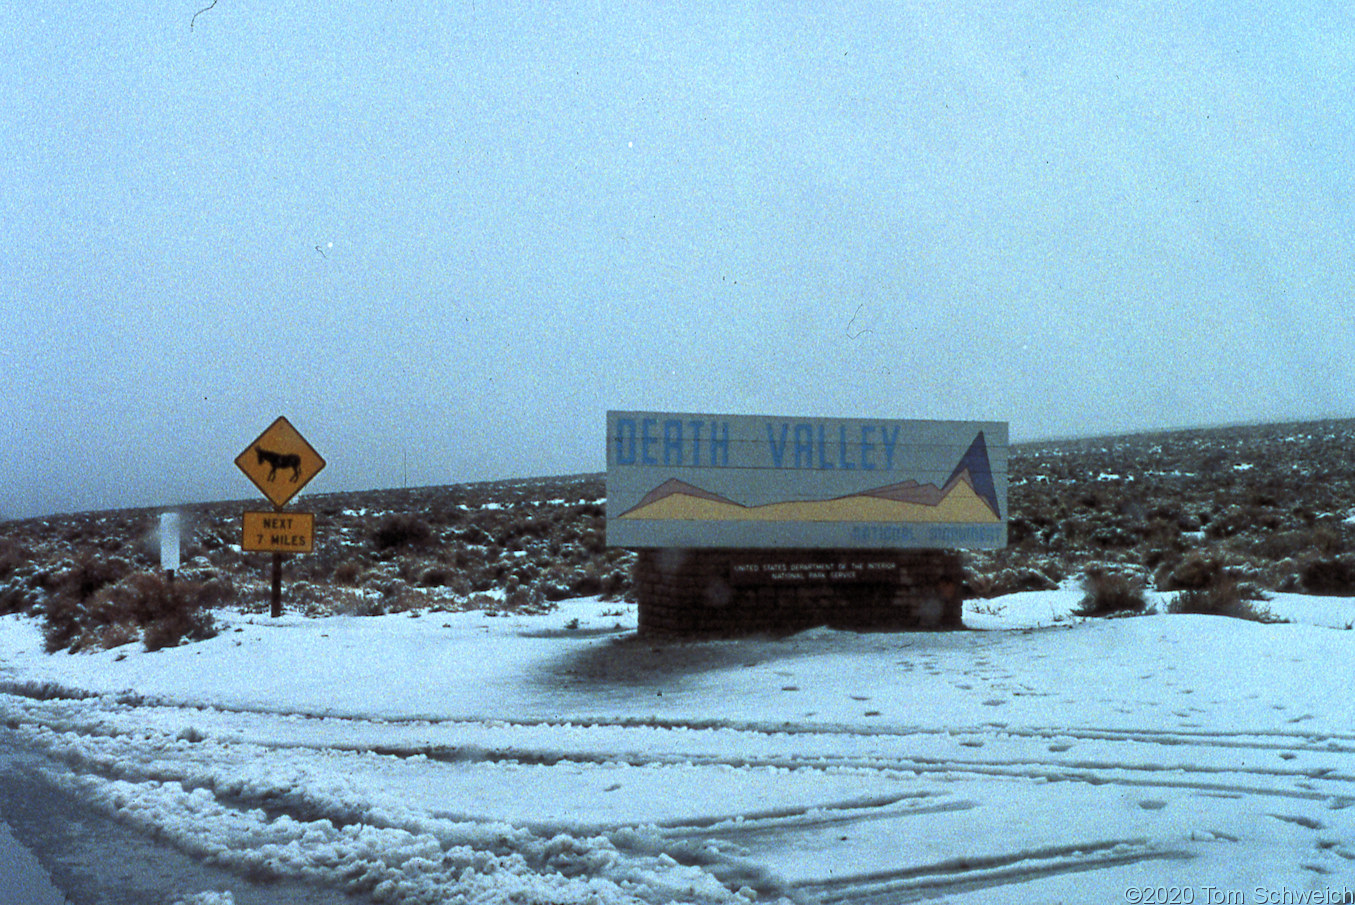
3, 2, 1353, 519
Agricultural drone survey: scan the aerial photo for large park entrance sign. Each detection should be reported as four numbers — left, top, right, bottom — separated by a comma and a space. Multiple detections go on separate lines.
606, 411, 1007, 550
606, 410, 1007, 636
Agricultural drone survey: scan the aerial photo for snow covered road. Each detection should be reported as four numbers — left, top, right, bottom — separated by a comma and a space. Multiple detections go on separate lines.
3, 591, 1355, 904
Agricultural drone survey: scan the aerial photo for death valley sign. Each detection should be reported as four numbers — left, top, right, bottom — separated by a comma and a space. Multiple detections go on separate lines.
605, 410, 1007, 550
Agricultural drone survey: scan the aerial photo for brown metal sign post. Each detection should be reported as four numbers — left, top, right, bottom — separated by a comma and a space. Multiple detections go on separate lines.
270, 553, 283, 618
235, 417, 325, 618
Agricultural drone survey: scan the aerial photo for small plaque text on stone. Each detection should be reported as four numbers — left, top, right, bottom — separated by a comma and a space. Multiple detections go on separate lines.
729, 558, 899, 585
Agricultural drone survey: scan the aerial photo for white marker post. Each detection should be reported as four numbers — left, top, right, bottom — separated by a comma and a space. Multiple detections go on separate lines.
160, 512, 181, 582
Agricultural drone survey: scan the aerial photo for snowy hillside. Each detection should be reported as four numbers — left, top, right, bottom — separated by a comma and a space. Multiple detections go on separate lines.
3, 420, 1355, 645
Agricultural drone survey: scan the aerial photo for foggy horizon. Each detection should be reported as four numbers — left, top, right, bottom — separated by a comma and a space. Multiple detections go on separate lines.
8, 410, 1351, 523
4, 3, 1353, 521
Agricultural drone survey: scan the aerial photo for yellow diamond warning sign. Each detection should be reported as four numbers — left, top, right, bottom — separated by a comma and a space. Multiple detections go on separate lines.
235, 417, 326, 508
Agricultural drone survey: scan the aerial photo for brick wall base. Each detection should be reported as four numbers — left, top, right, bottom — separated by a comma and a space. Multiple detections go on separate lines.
634, 548, 965, 636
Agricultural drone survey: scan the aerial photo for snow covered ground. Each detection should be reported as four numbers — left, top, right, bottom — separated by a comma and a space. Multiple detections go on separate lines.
3, 588, 1355, 904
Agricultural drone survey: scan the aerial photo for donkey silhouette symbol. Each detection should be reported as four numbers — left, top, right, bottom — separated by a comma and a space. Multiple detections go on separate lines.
255, 447, 302, 482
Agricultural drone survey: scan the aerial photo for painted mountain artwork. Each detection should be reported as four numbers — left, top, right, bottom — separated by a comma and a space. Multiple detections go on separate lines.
620, 432, 1002, 525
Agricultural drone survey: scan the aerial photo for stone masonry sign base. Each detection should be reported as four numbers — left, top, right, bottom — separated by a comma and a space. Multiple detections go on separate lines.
634, 548, 965, 636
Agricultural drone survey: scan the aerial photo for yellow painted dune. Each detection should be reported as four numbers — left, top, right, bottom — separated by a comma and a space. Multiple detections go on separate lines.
620, 479, 1000, 523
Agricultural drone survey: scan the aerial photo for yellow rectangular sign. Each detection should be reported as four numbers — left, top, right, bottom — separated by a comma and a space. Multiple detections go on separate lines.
242, 511, 315, 554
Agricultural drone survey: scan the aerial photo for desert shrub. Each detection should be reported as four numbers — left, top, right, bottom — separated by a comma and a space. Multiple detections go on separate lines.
427, 504, 464, 527
1058, 516, 1093, 544
1139, 539, 1181, 571
1155, 553, 1224, 592
964, 572, 998, 599
0, 578, 42, 616
373, 581, 423, 614
526, 576, 565, 602
464, 563, 496, 593
442, 573, 473, 596
1168, 574, 1280, 623
1074, 568, 1148, 617
1203, 507, 1246, 540
469, 510, 512, 544
579, 527, 606, 556
1006, 516, 1038, 547
504, 583, 549, 613
1309, 524, 1345, 557
43, 572, 227, 653
271, 580, 338, 618
597, 567, 629, 600
419, 566, 452, 587
513, 561, 542, 586
372, 514, 432, 551
458, 524, 491, 546
51, 555, 134, 602
0, 537, 26, 580
966, 566, 1059, 598
62, 521, 95, 543
332, 559, 364, 585
1001, 566, 1059, 594
39, 593, 82, 653
1250, 529, 1324, 562
1301, 557, 1355, 596
1091, 523, 1138, 549
321, 587, 381, 617
568, 562, 604, 598
1205, 505, 1281, 540
30, 554, 133, 632
514, 516, 549, 540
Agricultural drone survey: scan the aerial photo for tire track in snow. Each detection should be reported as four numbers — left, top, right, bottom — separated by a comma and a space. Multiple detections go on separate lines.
14, 684, 1355, 752
8, 687, 1355, 902
8, 726, 791, 905
651, 792, 981, 840
800, 838, 1191, 904
10, 692, 1355, 821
